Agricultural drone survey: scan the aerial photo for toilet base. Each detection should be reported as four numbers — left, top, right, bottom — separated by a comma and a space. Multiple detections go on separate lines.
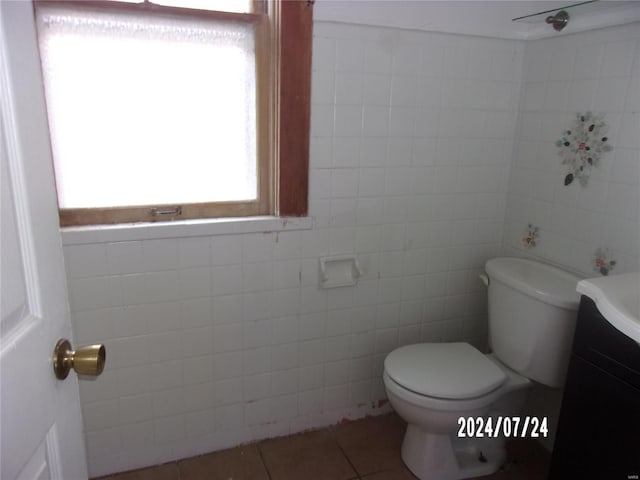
401, 424, 506, 480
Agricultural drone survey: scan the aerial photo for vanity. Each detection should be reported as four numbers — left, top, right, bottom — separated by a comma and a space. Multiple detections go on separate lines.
549, 273, 640, 479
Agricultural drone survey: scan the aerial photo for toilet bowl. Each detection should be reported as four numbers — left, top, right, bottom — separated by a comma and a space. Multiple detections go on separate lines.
383, 345, 530, 479
383, 257, 580, 480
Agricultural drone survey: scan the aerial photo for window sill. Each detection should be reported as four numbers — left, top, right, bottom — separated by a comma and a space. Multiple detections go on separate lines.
60, 216, 313, 245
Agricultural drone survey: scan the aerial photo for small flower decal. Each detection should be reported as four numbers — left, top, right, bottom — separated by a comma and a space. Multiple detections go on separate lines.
522, 223, 539, 249
593, 246, 616, 276
556, 112, 613, 187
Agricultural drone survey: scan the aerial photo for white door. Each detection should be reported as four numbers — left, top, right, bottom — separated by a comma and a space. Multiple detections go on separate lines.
1, 1, 89, 479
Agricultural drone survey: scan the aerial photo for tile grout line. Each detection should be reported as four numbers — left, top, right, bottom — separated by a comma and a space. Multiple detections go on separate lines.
256, 441, 274, 480
334, 440, 364, 480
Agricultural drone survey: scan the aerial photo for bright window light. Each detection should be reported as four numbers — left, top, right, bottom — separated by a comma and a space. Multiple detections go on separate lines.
156, 0, 253, 14
112, 0, 254, 14
37, 6, 257, 209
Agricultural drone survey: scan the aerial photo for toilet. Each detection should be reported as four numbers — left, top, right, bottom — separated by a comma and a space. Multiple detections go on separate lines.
383, 257, 580, 480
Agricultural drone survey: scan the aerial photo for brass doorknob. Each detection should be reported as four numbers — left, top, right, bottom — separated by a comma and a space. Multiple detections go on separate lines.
53, 339, 106, 380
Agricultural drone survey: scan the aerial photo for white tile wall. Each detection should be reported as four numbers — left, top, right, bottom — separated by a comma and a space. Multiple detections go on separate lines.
66, 20, 525, 478
505, 23, 640, 276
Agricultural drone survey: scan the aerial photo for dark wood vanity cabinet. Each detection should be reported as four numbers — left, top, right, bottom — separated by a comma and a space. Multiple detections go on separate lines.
549, 296, 640, 480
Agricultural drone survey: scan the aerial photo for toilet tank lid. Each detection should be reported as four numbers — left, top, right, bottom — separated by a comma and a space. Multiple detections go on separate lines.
485, 257, 580, 310
384, 343, 507, 400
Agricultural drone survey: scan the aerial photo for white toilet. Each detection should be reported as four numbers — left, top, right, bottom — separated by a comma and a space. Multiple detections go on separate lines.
383, 257, 580, 480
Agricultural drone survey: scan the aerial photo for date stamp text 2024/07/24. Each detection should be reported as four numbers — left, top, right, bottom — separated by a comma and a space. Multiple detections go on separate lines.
457, 416, 549, 438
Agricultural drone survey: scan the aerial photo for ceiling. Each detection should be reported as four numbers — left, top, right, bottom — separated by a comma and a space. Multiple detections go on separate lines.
313, 1, 640, 40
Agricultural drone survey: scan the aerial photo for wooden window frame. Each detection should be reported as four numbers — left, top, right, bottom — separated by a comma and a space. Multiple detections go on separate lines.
35, 0, 311, 226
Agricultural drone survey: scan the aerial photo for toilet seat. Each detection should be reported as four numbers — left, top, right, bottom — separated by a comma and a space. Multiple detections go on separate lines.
384, 343, 507, 400
383, 348, 530, 413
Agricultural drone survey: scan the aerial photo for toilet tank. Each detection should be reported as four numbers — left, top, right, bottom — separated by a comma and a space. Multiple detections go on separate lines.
485, 257, 580, 388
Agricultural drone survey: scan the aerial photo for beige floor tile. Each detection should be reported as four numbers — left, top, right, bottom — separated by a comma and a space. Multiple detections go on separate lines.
178, 444, 269, 480
94, 415, 550, 480
361, 467, 419, 480
97, 463, 179, 480
259, 429, 358, 480
334, 413, 407, 476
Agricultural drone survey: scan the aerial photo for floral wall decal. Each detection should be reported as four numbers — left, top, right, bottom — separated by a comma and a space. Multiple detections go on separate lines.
593, 246, 616, 276
556, 112, 613, 186
522, 223, 539, 249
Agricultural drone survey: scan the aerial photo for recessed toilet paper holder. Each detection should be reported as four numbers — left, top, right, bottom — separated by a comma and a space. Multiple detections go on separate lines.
319, 255, 363, 288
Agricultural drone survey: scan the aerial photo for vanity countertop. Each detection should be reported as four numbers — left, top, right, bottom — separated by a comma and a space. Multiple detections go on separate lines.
576, 272, 640, 343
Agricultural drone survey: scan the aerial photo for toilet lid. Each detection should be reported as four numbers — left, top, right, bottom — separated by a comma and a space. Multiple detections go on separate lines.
384, 343, 507, 400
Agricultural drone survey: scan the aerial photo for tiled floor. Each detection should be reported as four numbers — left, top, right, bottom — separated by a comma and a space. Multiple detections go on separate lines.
95, 413, 550, 480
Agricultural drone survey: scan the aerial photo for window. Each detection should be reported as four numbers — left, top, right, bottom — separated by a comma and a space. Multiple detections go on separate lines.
34, 0, 311, 226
